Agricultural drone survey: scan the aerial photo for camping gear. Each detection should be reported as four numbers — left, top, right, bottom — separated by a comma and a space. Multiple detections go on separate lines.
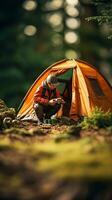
17, 59, 112, 121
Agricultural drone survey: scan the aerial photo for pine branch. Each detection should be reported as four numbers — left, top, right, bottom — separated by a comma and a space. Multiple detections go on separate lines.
86, 16, 112, 25
86, 0, 112, 38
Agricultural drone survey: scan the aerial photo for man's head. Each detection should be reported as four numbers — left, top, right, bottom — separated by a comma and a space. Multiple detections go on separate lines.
46, 74, 59, 89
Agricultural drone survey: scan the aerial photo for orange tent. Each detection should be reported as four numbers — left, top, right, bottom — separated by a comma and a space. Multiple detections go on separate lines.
17, 59, 112, 120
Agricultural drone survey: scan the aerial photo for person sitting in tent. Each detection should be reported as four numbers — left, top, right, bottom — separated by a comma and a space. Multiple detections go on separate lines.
33, 74, 65, 124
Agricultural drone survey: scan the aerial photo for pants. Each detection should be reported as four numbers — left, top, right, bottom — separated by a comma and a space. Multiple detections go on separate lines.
33, 103, 61, 121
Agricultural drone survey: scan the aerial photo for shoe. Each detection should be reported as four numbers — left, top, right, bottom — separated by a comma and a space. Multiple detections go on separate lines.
37, 119, 43, 125
43, 119, 52, 124
51, 114, 57, 119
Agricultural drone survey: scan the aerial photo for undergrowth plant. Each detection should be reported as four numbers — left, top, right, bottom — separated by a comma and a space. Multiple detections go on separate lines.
78, 107, 112, 129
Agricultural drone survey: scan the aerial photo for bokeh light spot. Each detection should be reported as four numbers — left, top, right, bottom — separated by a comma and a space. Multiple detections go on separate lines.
51, 34, 63, 46
66, 18, 80, 29
44, 0, 63, 10
66, 0, 79, 6
65, 5, 79, 17
64, 32, 78, 44
65, 50, 78, 59
46, 13, 63, 27
23, 0, 37, 11
24, 25, 37, 36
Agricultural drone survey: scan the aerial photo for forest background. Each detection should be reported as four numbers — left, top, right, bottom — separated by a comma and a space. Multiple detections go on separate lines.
0, 0, 112, 108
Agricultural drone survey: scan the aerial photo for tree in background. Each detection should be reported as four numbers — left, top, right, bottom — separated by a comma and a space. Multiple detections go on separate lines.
86, 0, 112, 39
0, 0, 47, 108
0, 0, 112, 109
84, 0, 112, 83
0, 0, 80, 108
0, 1, 23, 108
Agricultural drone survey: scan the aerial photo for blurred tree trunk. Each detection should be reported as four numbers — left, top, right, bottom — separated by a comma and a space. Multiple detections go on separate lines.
0, 0, 112, 109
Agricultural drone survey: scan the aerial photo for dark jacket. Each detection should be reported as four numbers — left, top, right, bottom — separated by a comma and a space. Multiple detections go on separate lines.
34, 81, 60, 105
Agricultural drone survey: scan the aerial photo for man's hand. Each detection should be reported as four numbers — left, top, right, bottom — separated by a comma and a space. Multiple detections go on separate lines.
49, 98, 65, 106
48, 99, 57, 106
56, 97, 65, 104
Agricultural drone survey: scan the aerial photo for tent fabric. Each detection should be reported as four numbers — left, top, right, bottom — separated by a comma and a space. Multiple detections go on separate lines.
17, 59, 112, 120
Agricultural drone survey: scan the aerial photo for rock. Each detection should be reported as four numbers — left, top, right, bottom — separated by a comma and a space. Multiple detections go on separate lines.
0, 99, 16, 129
3, 117, 12, 128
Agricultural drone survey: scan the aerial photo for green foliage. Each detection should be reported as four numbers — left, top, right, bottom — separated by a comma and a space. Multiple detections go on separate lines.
0, 99, 16, 129
86, 0, 112, 38
78, 107, 112, 129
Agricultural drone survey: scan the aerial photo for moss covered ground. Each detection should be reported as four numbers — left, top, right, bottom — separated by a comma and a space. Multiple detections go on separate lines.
0, 99, 112, 200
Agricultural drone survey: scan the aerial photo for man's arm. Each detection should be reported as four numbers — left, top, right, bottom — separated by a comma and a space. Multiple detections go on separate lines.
34, 86, 49, 105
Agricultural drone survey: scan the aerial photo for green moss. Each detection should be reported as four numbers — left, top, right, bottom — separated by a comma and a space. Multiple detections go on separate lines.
0, 137, 11, 151
0, 129, 111, 181
0, 136, 111, 200
78, 107, 112, 130
4, 128, 33, 136
0, 99, 16, 129
0, 116, 112, 189
0, 174, 22, 188
0, 99, 16, 118
34, 138, 112, 179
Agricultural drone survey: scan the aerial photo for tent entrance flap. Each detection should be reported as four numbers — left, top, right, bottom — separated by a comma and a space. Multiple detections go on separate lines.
56, 69, 73, 117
